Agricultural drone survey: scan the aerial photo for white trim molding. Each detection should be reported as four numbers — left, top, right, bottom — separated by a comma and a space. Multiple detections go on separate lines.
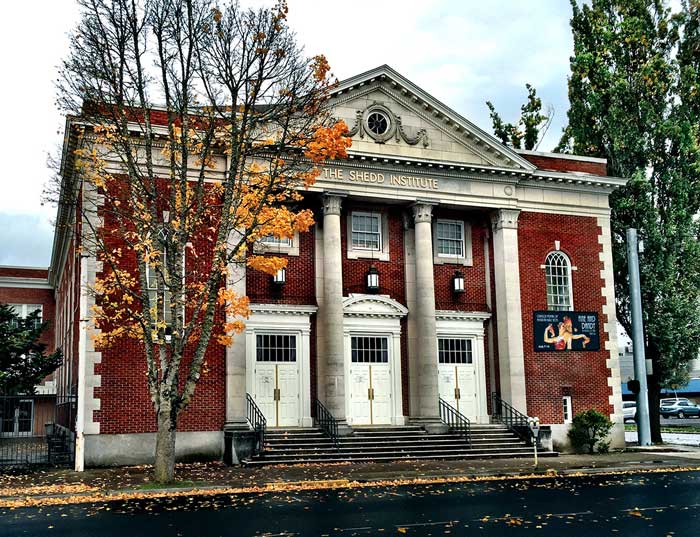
244, 305, 315, 428
436, 312, 490, 424
597, 216, 625, 449
342, 293, 407, 426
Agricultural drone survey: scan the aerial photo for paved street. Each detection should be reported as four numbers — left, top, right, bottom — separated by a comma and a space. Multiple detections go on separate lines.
2, 470, 700, 536
626, 430, 700, 446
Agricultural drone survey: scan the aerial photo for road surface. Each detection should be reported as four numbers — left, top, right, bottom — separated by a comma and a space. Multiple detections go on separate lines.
2, 470, 700, 536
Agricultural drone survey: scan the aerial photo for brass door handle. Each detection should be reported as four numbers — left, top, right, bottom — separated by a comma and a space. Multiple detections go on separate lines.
368, 388, 375, 400
274, 388, 280, 401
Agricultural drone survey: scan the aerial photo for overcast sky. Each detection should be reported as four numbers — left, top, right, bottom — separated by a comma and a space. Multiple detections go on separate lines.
0, 0, 577, 268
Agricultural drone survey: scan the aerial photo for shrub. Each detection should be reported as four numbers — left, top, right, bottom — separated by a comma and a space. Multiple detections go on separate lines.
567, 409, 613, 454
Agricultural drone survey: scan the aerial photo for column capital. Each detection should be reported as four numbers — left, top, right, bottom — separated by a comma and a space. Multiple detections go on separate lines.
411, 202, 435, 224
491, 209, 521, 231
322, 193, 345, 216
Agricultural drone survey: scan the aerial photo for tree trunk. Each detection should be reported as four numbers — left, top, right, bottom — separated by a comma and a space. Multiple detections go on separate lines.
154, 405, 176, 483
647, 373, 662, 443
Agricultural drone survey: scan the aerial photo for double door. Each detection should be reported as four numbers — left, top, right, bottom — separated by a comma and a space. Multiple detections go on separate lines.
349, 336, 392, 425
437, 338, 477, 419
253, 334, 300, 427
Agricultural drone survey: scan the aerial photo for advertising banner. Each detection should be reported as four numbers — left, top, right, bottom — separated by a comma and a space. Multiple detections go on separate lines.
533, 311, 600, 352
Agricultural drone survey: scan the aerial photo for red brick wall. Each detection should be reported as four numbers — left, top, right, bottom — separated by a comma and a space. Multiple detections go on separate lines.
432, 209, 489, 312
0, 267, 49, 279
519, 153, 607, 176
341, 204, 406, 303
53, 234, 82, 396
518, 212, 612, 423
91, 185, 226, 435
246, 227, 316, 306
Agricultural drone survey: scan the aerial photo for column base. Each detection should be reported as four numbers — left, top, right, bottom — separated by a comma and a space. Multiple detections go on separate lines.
223, 419, 250, 431
410, 417, 449, 435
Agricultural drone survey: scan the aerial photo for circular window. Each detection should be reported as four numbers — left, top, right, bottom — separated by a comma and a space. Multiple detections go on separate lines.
367, 111, 389, 135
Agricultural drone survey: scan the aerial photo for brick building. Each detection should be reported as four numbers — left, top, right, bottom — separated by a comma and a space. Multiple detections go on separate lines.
0, 266, 57, 436
49, 65, 626, 468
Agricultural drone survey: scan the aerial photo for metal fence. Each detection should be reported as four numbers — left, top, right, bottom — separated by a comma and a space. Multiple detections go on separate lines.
0, 394, 77, 469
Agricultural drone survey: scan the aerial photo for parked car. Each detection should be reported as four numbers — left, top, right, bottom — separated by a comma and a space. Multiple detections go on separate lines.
660, 397, 692, 407
660, 400, 700, 419
623, 401, 637, 422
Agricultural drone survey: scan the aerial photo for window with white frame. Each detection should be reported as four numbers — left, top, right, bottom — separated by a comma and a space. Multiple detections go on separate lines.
544, 251, 573, 311
351, 336, 389, 363
438, 338, 473, 364
261, 235, 293, 247
255, 334, 297, 362
562, 395, 573, 424
254, 232, 299, 256
145, 229, 185, 326
8, 304, 43, 329
436, 220, 465, 258
351, 212, 382, 251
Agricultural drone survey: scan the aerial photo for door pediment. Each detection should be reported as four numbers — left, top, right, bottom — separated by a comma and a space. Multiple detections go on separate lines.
343, 294, 408, 319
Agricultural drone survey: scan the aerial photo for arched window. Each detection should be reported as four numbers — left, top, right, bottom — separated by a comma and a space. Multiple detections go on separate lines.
544, 251, 573, 311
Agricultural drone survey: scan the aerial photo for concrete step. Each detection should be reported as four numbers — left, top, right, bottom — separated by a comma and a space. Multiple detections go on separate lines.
252, 447, 538, 461
263, 443, 530, 456
245, 450, 559, 466
243, 425, 548, 467
266, 438, 524, 449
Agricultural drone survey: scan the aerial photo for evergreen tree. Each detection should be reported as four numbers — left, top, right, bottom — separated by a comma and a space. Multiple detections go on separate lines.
557, 0, 700, 442
486, 84, 551, 150
0, 304, 62, 395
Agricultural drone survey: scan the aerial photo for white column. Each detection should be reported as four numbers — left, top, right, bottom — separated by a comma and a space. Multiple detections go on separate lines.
225, 228, 247, 428
491, 209, 527, 412
412, 202, 440, 419
321, 194, 348, 422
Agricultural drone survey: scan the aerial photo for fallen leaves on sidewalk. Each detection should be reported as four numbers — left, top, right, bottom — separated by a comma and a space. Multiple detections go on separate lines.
0, 483, 98, 498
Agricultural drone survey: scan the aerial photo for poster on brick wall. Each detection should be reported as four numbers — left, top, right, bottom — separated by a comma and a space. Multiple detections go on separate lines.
533, 311, 600, 352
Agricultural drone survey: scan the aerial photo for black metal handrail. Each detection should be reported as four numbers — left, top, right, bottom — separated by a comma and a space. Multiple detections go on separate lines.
491, 392, 529, 441
246, 393, 267, 452
314, 399, 339, 449
439, 398, 471, 447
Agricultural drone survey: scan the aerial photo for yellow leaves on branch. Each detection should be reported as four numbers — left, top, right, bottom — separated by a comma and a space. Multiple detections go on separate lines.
247, 255, 287, 276
304, 121, 352, 165
216, 289, 250, 346
311, 54, 331, 83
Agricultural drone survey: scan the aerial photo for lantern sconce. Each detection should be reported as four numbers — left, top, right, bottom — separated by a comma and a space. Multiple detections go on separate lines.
272, 267, 286, 286
366, 265, 380, 294
452, 270, 465, 295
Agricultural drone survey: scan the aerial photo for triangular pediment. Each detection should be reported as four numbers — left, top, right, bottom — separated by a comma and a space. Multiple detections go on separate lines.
330, 65, 535, 171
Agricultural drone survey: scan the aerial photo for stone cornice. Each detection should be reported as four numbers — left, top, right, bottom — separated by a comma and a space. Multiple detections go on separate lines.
0, 277, 52, 290
249, 304, 318, 316
435, 310, 491, 322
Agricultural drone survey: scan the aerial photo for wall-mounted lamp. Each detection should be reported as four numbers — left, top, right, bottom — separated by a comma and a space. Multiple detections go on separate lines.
366, 265, 380, 293
452, 270, 465, 295
272, 267, 286, 286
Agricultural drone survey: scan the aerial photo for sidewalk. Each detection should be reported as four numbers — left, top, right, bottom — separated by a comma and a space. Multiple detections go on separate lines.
2, 445, 700, 508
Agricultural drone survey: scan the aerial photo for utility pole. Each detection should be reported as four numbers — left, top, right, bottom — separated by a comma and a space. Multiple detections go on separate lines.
627, 228, 652, 446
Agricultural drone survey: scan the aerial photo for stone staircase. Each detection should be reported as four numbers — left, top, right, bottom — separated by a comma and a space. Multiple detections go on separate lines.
243, 423, 558, 466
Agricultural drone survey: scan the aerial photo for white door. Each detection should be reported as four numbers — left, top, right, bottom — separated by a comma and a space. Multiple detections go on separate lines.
349, 336, 392, 425
437, 338, 478, 419
253, 334, 301, 427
